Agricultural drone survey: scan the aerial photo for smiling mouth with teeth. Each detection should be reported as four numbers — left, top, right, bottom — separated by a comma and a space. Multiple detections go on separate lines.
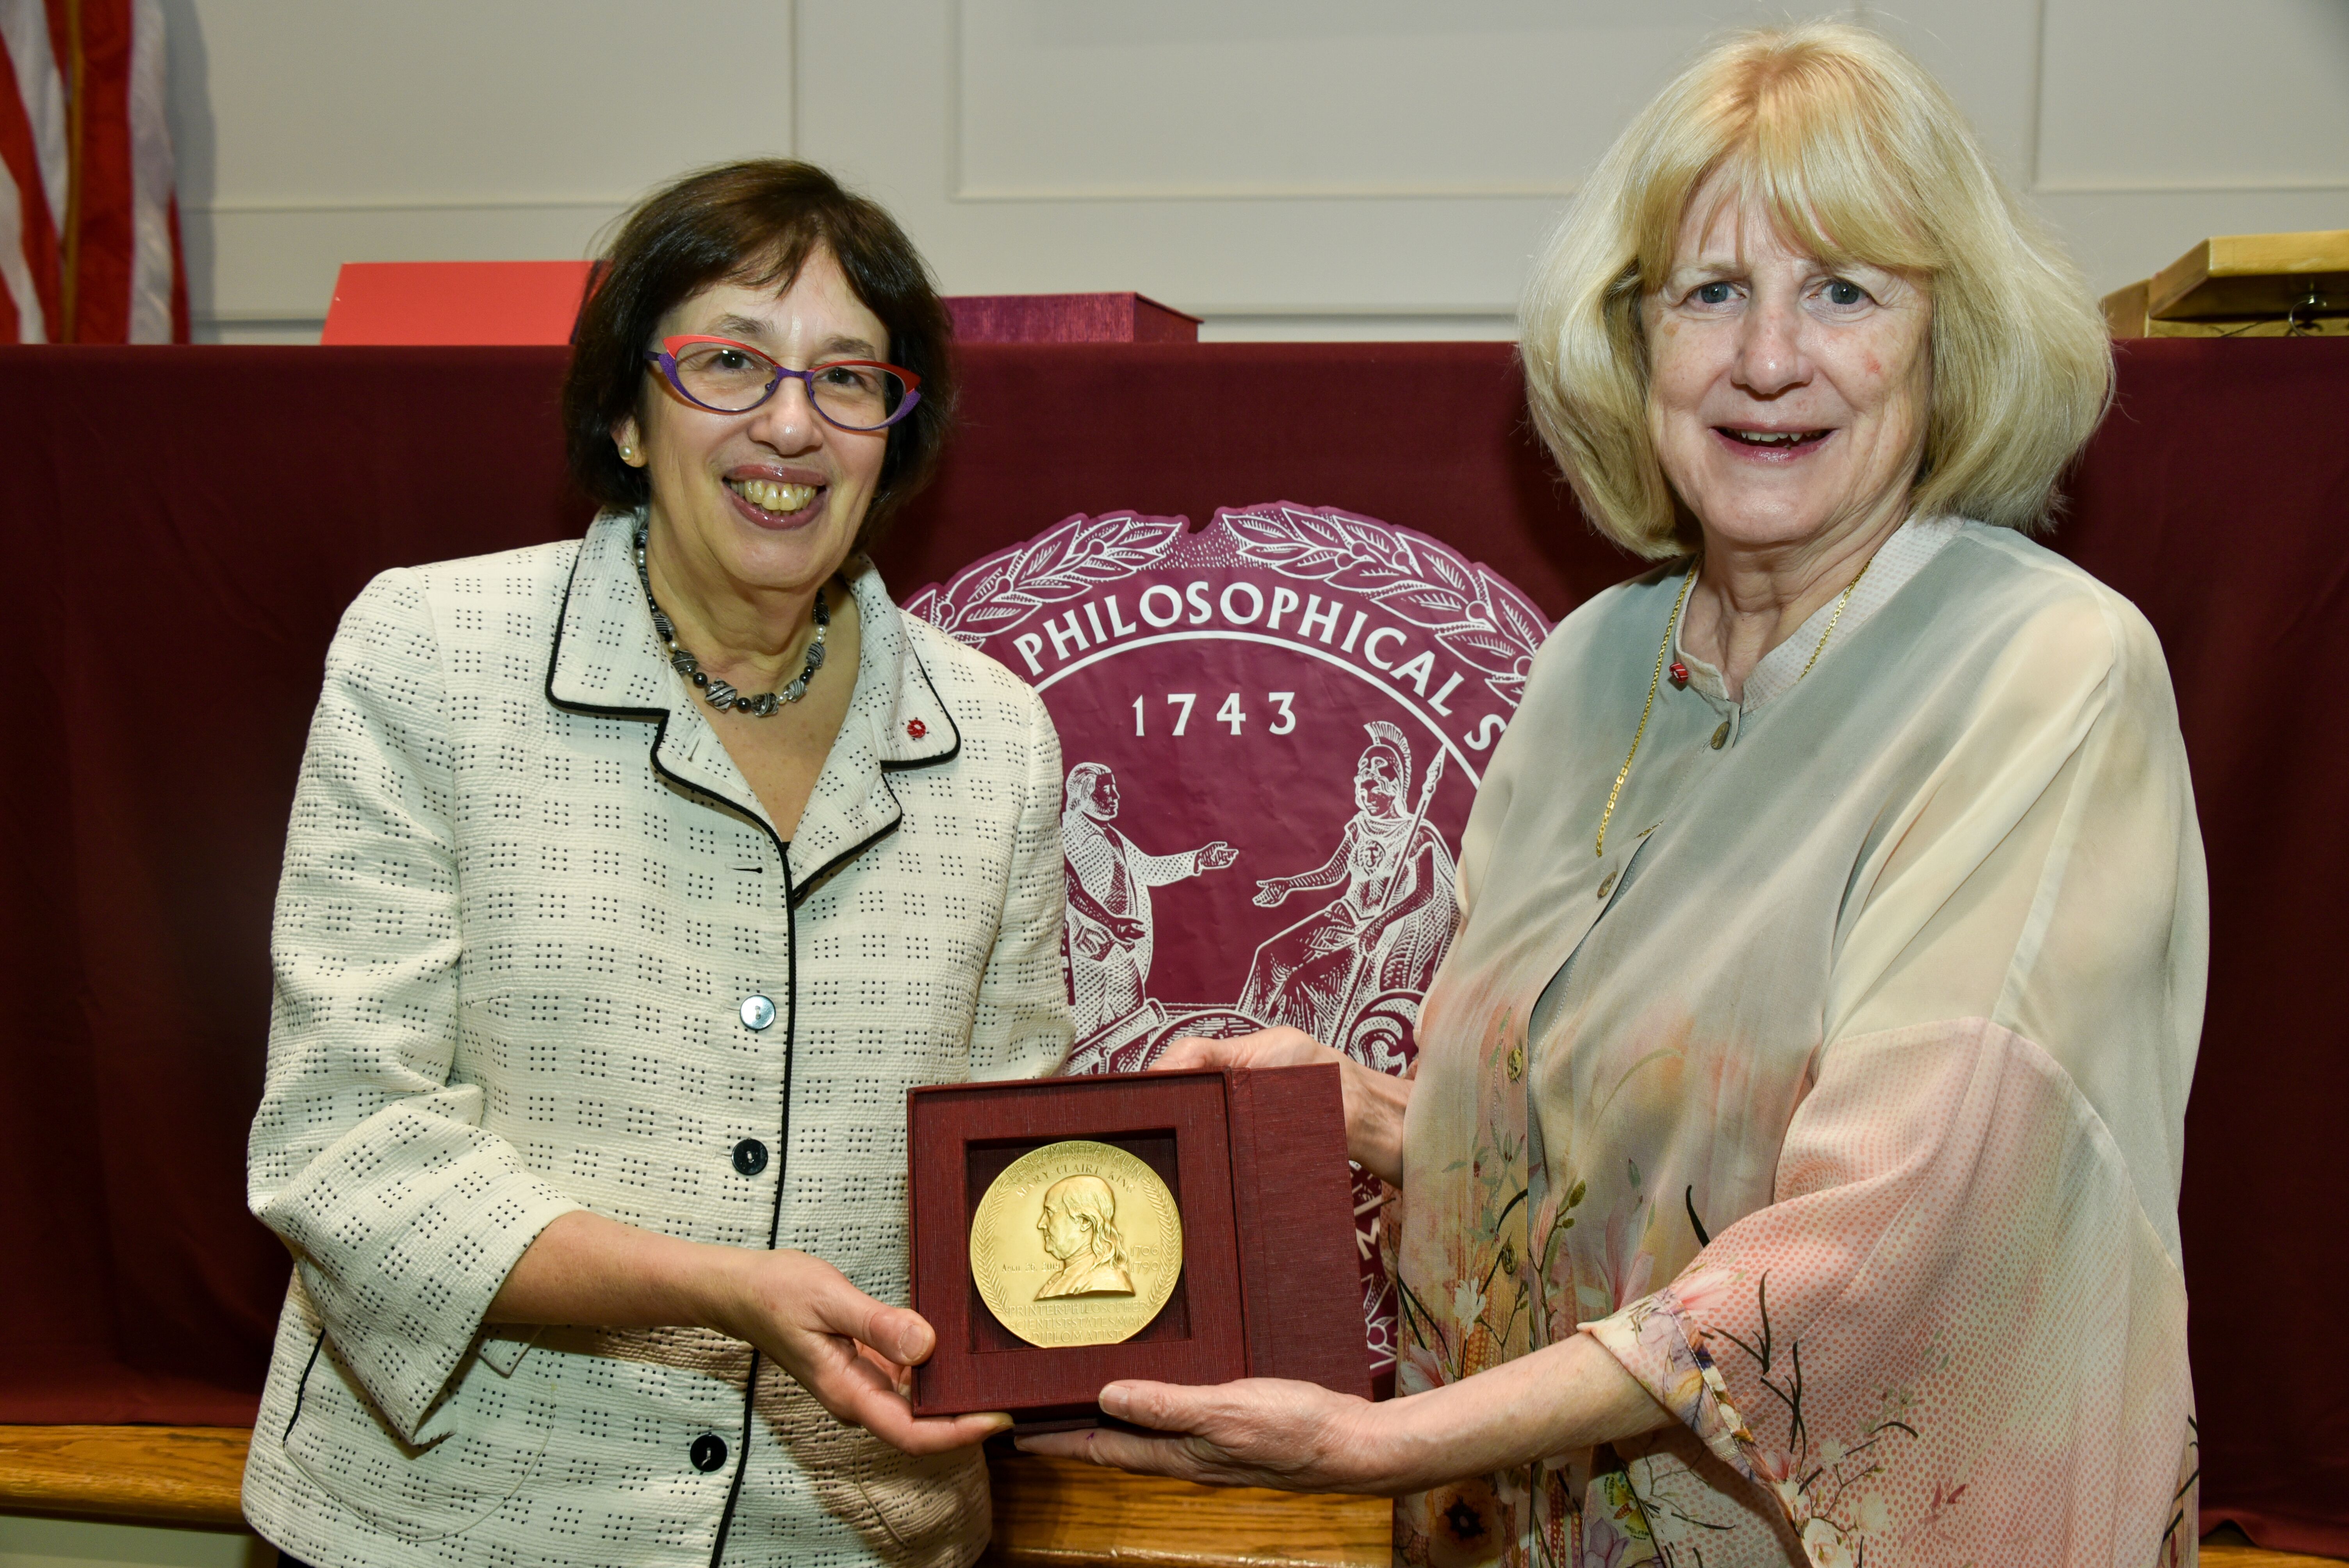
729, 477, 820, 515
1722, 428, 1830, 449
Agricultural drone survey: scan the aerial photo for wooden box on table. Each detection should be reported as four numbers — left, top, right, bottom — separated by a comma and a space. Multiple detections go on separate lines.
908, 1065, 1369, 1425
2101, 229, 2349, 338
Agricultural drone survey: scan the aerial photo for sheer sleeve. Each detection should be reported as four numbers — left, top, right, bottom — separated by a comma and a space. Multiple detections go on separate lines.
1583, 586, 2206, 1565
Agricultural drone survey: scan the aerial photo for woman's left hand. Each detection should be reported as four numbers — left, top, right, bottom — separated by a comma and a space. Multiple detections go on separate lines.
1016, 1335, 1675, 1497
1153, 1028, 1410, 1185
1016, 1376, 1402, 1494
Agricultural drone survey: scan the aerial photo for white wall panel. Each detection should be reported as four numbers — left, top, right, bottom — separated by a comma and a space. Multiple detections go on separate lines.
199, 200, 629, 327
2034, 185, 2349, 301
165, 0, 793, 332
1864, 0, 2046, 182
2038, 0, 2349, 190
800, 0, 1571, 320
953, 0, 1840, 200
176, 2, 797, 207
161, 0, 2349, 343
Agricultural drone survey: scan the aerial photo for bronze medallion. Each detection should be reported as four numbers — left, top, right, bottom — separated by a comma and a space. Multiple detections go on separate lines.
969, 1139, 1184, 1348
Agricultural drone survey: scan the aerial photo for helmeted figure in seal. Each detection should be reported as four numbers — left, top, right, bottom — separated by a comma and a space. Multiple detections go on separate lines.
1060, 761, 1239, 1043
1236, 722, 1458, 1058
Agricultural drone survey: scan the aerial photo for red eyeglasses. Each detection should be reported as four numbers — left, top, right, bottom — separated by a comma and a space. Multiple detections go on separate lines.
647, 336, 923, 431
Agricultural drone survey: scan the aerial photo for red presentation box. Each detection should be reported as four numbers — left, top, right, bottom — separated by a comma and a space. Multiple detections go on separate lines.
908, 1066, 1369, 1424
941, 290, 1201, 344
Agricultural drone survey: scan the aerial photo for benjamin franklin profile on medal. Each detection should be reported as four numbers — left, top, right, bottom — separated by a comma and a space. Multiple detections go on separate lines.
1033, 1174, 1137, 1299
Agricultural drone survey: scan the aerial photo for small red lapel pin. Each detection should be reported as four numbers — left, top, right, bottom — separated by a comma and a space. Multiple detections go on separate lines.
906, 718, 928, 740
1668, 661, 1690, 686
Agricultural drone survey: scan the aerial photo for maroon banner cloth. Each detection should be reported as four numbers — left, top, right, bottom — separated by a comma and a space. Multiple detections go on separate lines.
2, 339, 2342, 1551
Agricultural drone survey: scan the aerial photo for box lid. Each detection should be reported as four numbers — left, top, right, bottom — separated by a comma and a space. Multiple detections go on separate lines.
320, 261, 598, 345
2146, 230, 2349, 321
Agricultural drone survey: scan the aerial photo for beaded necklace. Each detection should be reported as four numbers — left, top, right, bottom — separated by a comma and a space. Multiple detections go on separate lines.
633, 523, 830, 718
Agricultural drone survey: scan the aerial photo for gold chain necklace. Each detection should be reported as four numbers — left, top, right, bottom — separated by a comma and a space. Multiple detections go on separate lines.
1797, 549, 1875, 681
1594, 550, 1875, 858
1595, 563, 1697, 858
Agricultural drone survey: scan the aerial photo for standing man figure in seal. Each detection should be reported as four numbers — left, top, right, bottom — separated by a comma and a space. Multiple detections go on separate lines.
1062, 762, 1239, 1042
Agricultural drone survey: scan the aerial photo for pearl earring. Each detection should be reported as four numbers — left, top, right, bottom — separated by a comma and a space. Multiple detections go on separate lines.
619, 444, 636, 463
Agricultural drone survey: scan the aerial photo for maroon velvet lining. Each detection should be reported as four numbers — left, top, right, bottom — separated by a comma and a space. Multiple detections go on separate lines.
2, 339, 2342, 1550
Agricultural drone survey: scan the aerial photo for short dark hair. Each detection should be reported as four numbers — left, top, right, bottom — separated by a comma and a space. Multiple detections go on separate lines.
561, 159, 957, 552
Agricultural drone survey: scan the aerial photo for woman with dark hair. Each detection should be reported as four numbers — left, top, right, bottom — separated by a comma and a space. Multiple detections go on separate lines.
241, 160, 1070, 1568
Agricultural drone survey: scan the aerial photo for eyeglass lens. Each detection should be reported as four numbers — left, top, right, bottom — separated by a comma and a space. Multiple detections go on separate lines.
669, 343, 908, 428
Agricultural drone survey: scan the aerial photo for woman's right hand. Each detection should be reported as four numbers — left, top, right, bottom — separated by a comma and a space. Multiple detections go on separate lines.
1154, 1028, 1409, 1186
489, 1211, 1006, 1456
702, 1248, 1010, 1455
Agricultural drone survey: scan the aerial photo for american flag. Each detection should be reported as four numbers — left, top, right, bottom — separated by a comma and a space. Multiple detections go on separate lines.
0, 0, 185, 343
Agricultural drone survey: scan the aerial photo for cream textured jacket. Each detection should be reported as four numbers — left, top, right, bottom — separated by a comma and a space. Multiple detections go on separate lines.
241, 512, 1071, 1568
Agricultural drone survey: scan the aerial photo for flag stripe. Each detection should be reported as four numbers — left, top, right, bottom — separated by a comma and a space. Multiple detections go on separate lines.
69, 0, 132, 342
3, 0, 182, 344
2, 0, 66, 221
0, 39, 56, 333
38, 0, 65, 104
125, 0, 168, 340
0, 128, 37, 339
166, 187, 185, 340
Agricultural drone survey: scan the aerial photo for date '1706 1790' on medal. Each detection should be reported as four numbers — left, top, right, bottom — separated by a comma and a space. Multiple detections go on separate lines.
969, 1140, 1185, 1348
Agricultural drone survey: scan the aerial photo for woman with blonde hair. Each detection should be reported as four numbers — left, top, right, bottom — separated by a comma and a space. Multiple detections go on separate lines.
1031, 23, 2203, 1567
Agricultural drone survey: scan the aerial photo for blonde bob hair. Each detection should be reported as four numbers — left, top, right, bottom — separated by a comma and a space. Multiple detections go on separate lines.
1520, 22, 2111, 559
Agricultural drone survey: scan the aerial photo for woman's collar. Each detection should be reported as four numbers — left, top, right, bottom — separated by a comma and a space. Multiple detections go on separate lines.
549, 511, 957, 769
1674, 513, 1969, 713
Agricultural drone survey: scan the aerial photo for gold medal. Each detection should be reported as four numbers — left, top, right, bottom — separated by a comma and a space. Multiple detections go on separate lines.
968, 1139, 1184, 1348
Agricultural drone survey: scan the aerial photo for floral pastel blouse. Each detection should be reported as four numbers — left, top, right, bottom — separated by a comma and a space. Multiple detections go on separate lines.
1389, 518, 2205, 1567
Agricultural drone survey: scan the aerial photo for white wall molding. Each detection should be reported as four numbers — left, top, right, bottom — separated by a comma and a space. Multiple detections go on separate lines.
2032, 180, 2349, 196
189, 198, 644, 216
946, 184, 1582, 204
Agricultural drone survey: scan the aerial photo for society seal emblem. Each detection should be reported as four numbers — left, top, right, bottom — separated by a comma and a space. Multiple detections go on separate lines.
969, 1139, 1183, 1348
909, 502, 1554, 1378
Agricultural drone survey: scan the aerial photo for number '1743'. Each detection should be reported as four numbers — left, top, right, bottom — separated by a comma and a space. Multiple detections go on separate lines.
1134, 693, 1297, 737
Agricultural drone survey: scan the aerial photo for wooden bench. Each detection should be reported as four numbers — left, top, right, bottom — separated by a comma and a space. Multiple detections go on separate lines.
0, 1425, 1386, 1564
0, 1425, 2329, 1566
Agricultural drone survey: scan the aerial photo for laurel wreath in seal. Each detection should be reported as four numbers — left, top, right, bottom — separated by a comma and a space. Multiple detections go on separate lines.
902, 503, 1550, 711
901, 510, 1186, 644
